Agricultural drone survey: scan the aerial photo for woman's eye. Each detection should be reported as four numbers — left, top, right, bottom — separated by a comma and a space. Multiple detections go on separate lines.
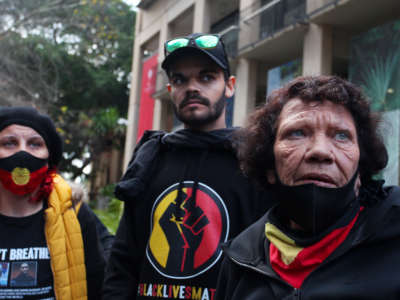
30, 142, 41, 148
0, 139, 17, 147
28, 138, 46, 148
288, 129, 305, 138
31, 142, 44, 148
335, 132, 350, 141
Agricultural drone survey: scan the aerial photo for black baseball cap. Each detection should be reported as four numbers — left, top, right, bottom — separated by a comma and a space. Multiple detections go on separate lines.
161, 33, 231, 76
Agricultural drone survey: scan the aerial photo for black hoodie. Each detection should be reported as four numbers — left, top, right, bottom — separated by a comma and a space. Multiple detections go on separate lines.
104, 128, 274, 300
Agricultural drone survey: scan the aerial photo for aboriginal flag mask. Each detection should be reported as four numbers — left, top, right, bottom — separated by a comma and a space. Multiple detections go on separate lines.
0, 151, 48, 195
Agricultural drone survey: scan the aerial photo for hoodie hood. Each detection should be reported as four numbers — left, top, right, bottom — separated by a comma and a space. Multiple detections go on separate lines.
115, 128, 238, 202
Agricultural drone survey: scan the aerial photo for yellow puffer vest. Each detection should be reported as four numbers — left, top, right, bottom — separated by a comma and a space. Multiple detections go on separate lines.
44, 174, 87, 300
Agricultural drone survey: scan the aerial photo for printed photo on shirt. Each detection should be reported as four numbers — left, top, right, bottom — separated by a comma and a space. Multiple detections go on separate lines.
0, 262, 9, 286
10, 261, 37, 287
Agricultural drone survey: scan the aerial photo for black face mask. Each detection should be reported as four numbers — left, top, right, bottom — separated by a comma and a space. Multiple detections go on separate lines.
274, 172, 359, 235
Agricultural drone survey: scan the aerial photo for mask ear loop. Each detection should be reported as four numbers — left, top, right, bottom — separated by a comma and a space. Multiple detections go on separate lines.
29, 168, 56, 203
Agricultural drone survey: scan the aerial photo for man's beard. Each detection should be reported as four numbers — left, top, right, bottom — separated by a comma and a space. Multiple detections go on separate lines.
173, 88, 226, 128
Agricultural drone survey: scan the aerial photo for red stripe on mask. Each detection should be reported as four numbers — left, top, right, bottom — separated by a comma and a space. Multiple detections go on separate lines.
0, 166, 49, 196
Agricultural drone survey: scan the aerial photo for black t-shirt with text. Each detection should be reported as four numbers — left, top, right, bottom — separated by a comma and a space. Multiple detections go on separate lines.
0, 208, 55, 300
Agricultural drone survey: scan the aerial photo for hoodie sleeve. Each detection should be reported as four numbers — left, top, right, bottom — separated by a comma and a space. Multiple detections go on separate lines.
103, 201, 140, 300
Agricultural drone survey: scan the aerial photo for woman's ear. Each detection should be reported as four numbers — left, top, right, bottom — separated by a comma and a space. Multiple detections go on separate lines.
267, 170, 276, 184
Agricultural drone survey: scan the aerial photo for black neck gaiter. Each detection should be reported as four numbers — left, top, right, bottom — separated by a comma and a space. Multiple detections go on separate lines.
274, 172, 359, 235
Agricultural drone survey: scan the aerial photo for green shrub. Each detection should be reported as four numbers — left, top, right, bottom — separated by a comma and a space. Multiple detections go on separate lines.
93, 184, 123, 234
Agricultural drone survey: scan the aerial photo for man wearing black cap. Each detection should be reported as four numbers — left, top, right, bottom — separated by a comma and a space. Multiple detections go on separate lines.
161, 33, 234, 131
104, 33, 274, 300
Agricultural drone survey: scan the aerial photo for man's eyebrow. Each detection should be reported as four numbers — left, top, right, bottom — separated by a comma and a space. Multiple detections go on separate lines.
169, 71, 184, 77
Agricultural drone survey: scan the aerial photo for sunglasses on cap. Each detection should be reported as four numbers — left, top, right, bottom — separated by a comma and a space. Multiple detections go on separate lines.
164, 34, 222, 56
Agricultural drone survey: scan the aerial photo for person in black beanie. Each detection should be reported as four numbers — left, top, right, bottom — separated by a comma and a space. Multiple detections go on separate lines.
0, 106, 105, 300
0, 107, 63, 167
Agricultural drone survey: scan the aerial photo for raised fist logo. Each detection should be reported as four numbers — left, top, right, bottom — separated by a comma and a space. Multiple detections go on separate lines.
159, 189, 210, 273
147, 181, 229, 279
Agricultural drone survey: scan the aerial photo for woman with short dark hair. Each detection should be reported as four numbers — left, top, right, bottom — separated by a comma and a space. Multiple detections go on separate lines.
216, 76, 400, 299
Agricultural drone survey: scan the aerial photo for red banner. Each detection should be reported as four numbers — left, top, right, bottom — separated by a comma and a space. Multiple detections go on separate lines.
137, 53, 158, 142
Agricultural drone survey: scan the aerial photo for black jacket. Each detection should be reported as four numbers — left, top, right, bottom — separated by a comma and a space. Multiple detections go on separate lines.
77, 203, 107, 300
216, 183, 400, 300
104, 129, 275, 300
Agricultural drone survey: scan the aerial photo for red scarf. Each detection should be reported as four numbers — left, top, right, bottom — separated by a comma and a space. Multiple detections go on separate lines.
266, 208, 362, 288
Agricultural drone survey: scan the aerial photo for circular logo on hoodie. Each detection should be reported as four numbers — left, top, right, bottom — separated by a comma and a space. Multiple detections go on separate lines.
146, 181, 230, 279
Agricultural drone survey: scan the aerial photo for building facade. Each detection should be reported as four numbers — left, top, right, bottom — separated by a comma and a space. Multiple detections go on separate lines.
125, 0, 400, 184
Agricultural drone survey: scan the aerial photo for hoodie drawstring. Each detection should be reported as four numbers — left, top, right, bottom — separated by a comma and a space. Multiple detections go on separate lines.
175, 150, 209, 205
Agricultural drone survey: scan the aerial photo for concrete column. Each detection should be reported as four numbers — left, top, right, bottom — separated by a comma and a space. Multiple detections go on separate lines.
152, 98, 163, 130
302, 23, 332, 76
123, 11, 144, 169
238, 0, 260, 50
233, 58, 258, 127
193, 0, 211, 33
152, 18, 170, 132
158, 16, 170, 65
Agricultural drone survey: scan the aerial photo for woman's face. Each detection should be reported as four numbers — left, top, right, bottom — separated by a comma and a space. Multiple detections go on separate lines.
0, 125, 49, 159
270, 99, 360, 188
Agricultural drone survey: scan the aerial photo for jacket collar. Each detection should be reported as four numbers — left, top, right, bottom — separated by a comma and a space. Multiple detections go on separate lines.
47, 174, 72, 215
222, 212, 279, 279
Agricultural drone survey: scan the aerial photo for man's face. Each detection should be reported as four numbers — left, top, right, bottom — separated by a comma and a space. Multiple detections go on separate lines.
167, 53, 235, 131
270, 99, 360, 188
20, 263, 29, 274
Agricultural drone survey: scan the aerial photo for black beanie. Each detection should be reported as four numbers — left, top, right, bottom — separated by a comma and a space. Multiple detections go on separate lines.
0, 107, 63, 167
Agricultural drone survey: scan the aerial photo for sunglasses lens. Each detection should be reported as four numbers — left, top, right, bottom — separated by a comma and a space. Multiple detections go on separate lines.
195, 35, 219, 49
166, 38, 189, 53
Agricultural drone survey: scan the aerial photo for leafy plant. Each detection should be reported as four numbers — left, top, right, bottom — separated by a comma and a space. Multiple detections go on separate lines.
92, 183, 123, 234
349, 20, 400, 112
357, 46, 400, 111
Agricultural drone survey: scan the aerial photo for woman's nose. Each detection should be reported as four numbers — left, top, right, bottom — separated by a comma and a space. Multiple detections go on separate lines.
304, 134, 334, 163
